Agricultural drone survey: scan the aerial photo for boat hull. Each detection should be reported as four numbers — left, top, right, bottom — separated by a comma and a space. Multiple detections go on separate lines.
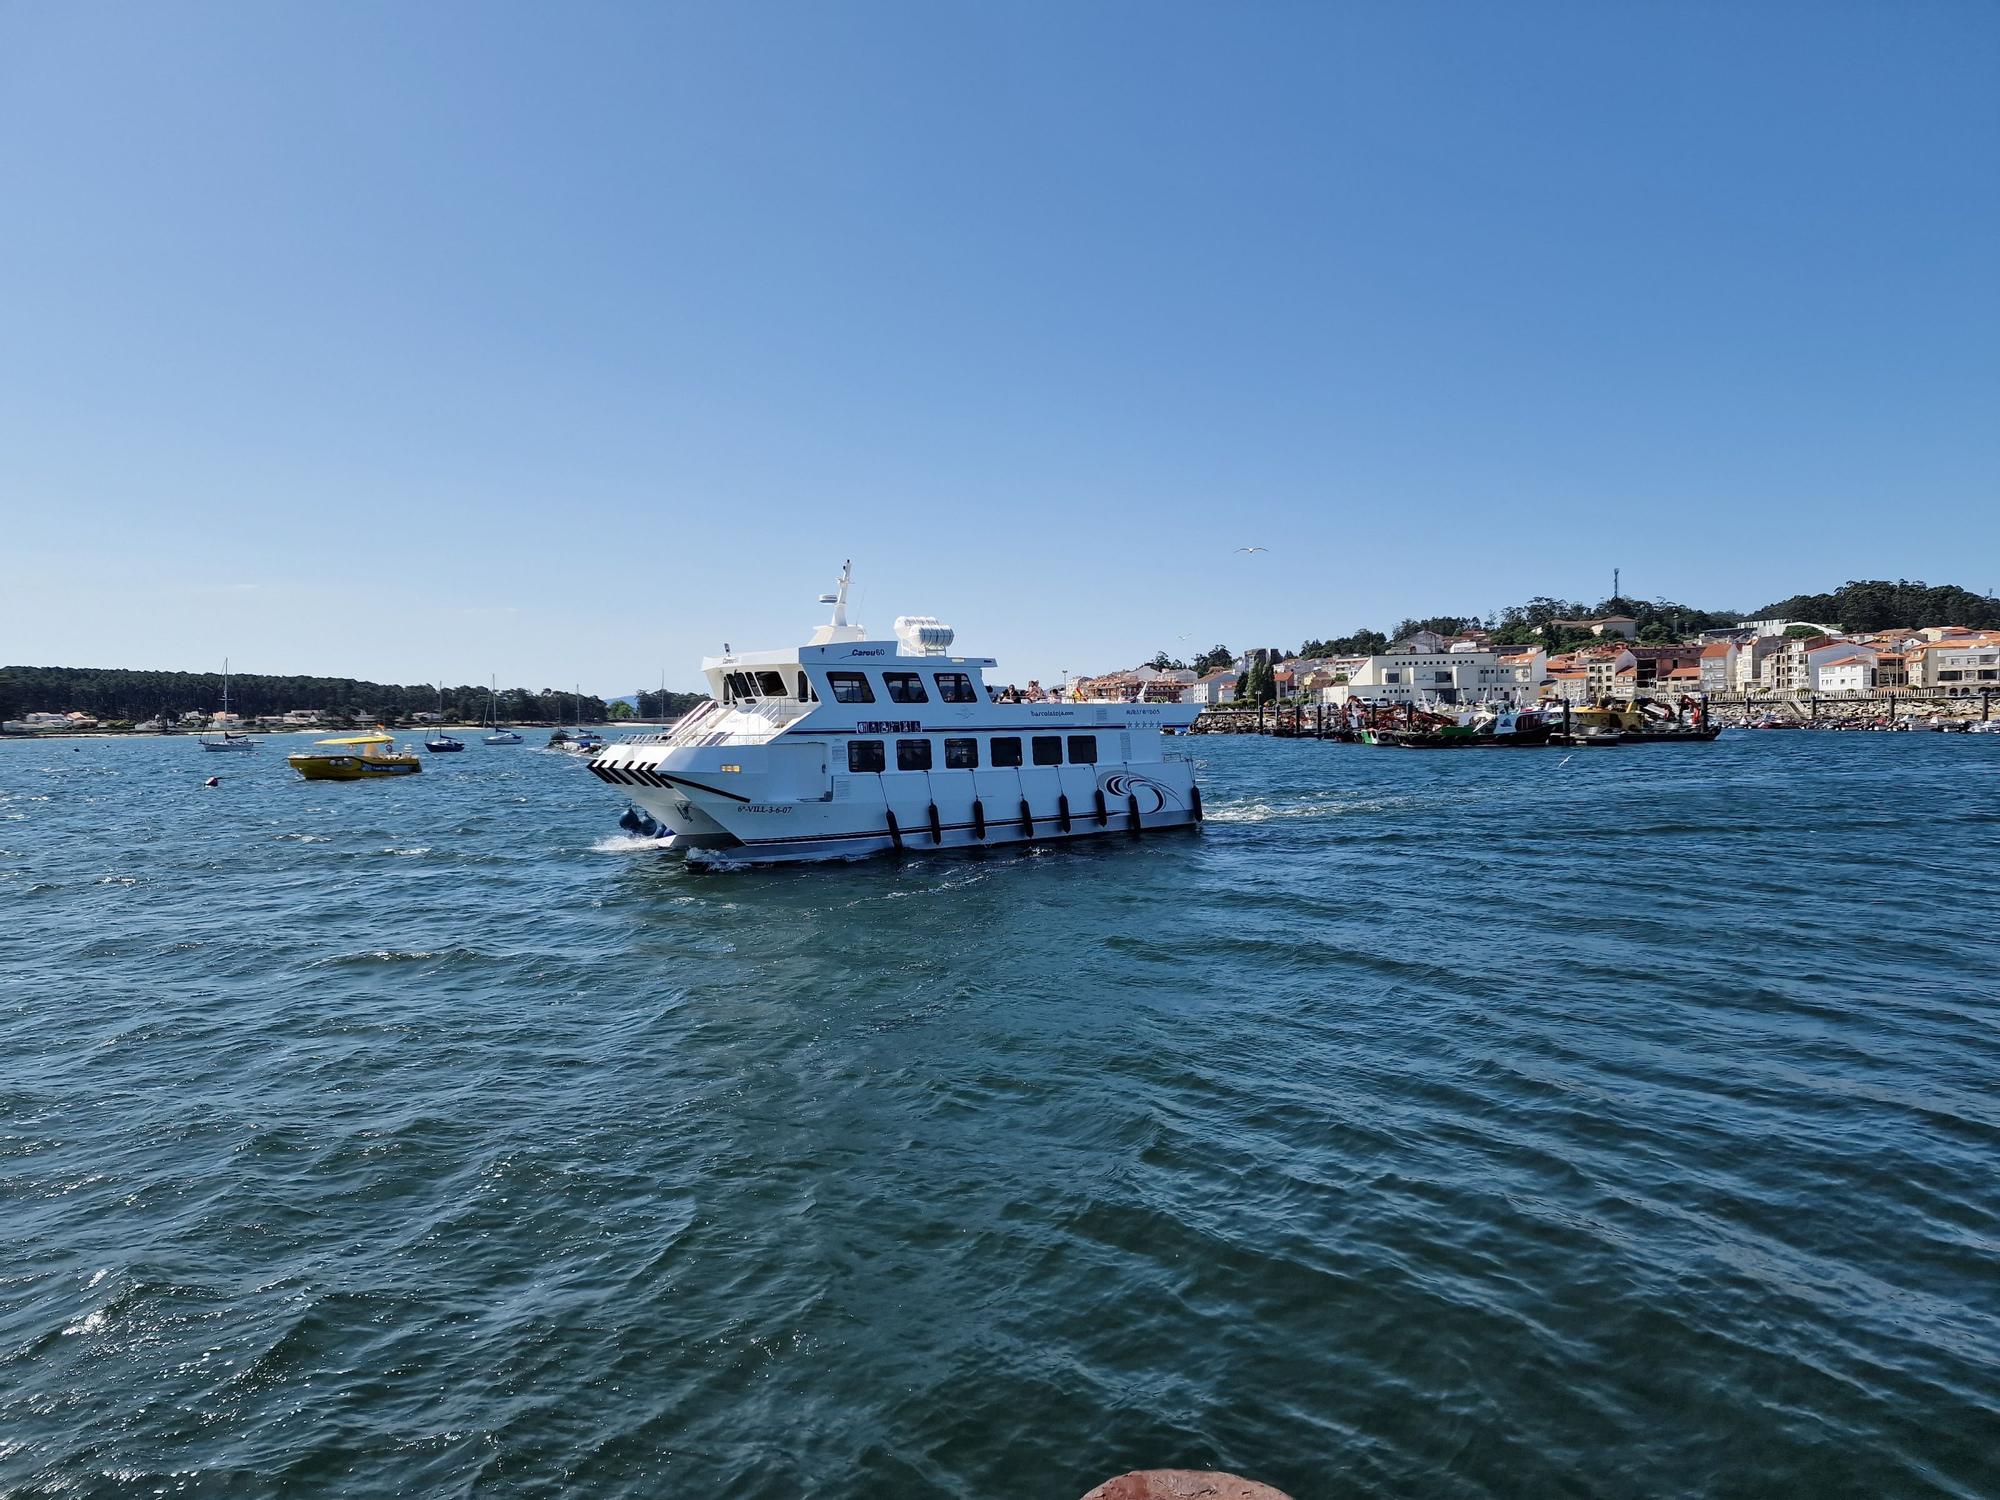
616, 784, 1200, 862
288, 754, 422, 781
593, 746, 1201, 864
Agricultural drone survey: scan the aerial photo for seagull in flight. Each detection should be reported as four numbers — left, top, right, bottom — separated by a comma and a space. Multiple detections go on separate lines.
1233, 545, 1267, 554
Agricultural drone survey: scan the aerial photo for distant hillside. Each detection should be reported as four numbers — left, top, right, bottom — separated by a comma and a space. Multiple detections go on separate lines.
0, 666, 708, 724
1752, 580, 2000, 633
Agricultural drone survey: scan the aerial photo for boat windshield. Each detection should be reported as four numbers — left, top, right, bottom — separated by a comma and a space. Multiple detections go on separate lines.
720, 667, 814, 705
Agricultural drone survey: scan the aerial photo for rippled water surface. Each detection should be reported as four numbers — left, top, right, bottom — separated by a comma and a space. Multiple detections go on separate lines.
4, 731, 1998, 1498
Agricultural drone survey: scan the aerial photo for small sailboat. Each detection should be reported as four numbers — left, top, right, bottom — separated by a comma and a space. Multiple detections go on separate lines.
200, 658, 257, 751
425, 681, 465, 753
553, 684, 605, 753
482, 677, 522, 745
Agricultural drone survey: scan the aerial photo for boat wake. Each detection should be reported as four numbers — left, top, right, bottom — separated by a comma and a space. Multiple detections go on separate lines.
591, 834, 677, 855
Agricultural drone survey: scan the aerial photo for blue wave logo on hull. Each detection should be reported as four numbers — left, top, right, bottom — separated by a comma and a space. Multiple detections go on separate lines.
1098, 771, 1174, 813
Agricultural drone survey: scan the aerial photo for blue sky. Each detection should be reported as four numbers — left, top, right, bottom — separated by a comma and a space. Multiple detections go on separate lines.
3, 1, 1994, 692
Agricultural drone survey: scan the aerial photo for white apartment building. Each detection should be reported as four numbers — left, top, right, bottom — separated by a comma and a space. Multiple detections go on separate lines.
1732, 635, 1785, 691
1580, 648, 1637, 700
1700, 641, 1737, 694
1814, 657, 1875, 696
1916, 641, 2000, 696
1320, 649, 1534, 708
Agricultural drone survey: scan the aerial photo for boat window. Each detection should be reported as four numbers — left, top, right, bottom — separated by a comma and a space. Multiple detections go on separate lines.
897, 738, 932, 771
883, 672, 929, 704
848, 740, 885, 773
756, 671, 787, 697
990, 736, 1022, 767
944, 737, 978, 769
934, 672, 978, 703
796, 672, 813, 702
1066, 734, 1097, 764
1031, 735, 1062, 766
827, 672, 875, 704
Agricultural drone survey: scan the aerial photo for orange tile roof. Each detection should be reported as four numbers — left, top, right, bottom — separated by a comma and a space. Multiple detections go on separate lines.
1700, 642, 1733, 659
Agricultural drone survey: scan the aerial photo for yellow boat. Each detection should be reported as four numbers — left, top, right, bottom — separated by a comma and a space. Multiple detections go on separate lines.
287, 732, 422, 780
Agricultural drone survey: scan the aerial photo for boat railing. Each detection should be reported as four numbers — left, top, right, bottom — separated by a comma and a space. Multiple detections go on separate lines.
618, 697, 812, 748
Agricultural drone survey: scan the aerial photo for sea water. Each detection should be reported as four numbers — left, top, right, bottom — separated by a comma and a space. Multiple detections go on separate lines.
2, 731, 1996, 1497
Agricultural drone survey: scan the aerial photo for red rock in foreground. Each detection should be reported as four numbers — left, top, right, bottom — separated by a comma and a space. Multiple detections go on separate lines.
1080, 1471, 1293, 1500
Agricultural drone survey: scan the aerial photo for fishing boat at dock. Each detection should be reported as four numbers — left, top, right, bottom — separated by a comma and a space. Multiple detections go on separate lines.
583, 562, 1203, 862
1343, 694, 1717, 748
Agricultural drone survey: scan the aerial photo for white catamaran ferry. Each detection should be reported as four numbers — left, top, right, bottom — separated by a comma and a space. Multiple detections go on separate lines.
588, 565, 1203, 862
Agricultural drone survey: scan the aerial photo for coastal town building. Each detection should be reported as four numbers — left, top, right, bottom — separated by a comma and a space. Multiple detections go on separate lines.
1700, 640, 1737, 694
1814, 656, 1876, 695
1661, 664, 1704, 696
1072, 664, 1197, 703
1732, 634, 1786, 691
1496, 648, 1546, 698
1541, 666, 1589, 703
1319, 648, 1533, 709
1737, 617, 1844, 638
1908, 636, 2000, 695
1183, 670, 1239, 706
1624, 644, 1705, 688
1579, 645, 1637, 699
2, 712, 92, 733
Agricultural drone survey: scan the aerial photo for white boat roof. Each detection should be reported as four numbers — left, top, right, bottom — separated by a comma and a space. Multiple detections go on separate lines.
702, 563, 994, 672
702, 642, 997, 671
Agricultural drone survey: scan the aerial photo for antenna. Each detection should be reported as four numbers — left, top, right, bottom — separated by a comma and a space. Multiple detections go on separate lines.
828, 559, 852, 627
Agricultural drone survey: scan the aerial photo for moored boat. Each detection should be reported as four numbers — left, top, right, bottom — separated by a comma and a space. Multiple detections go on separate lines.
199, 659, 258, 750
288, 733, 422, 780
481, 677, 523, 744
583, 562, 1202, 862
425, 682, 465, 751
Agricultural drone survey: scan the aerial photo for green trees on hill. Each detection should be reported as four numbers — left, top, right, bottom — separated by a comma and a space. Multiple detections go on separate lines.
1486, 596, 1741, 649
1233, 658, 1277, 704
1298, 630, 1389, 658
0, 666, 628, 725
1755, 580, 2000, 633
